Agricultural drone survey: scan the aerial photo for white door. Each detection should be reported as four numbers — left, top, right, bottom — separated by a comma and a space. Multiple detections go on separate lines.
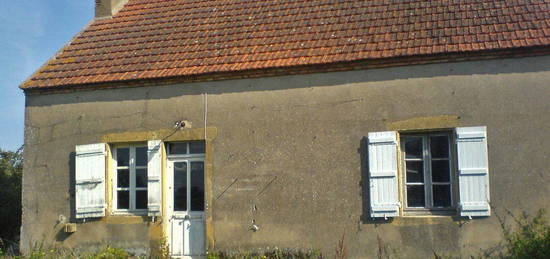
168, 159, 206, 258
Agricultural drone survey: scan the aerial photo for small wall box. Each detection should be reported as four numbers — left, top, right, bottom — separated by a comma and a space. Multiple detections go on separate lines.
64, 223, 77, 233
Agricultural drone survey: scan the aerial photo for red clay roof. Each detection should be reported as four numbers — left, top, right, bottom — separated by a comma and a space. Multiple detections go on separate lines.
21, 0, 550, 90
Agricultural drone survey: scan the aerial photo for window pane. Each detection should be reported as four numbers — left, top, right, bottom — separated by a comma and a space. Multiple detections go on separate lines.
431, 160, 450, 182
136, 190, 148, 209
433, 185, 451, 207
404, 137, 423, 159
168, 143, 187, 155
190, 162, 205, 211
136, 146, 148, 166
136, 169, 148, 188
117, 169, 129, 188
189, 141, 205, 154
405, 161, 424, 183
174, 162, 187, 211
430, 135, 449, 159
117, 191, 129, 209
116, 148, 129, 167
407, 185, 425, 207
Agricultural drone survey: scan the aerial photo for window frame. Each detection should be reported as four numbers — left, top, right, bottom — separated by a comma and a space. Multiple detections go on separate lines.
166, 141, 206, 214
398, 131, 458, 216
112, 144, 149, 215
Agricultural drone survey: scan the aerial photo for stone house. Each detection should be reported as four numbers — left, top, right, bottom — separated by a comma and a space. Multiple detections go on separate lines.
20, 0, 550, 258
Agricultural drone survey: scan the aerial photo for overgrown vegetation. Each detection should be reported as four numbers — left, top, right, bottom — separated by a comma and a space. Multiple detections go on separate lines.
206, 249, 324, 259
498, 209, 550, 259
0, 148, 23, 254
435, 209, 550, 259
0, 245, 129, 259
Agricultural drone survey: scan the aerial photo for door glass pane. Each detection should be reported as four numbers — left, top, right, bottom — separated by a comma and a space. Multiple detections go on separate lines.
430, 135, 449, 159
117, 169, 129, 188
116, 148, 129, 166
169, 143, 187, 155
189, 141, 205, 154
136, 146, 148, 166
174, 162, 187, 211
136, 169, 148, 187
404, 137, 423, 159
190, 162, 205, 211
405, 161, 424, 183
136, 190, 148, 209
433, 185, 451, 207
117, 191, 129, 209
431, 160, 450, 182
406, 185, 425, 207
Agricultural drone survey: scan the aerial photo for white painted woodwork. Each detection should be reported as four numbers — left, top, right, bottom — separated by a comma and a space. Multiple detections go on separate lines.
456, 126, 491, 217
167, 158, 206, 258
75, 143, 106, 219
368, 131, 400, 218
147, 140, 162, 216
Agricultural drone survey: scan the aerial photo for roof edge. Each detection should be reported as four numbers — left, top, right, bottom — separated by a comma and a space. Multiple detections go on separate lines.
18, 18, 96, 92
22, 46, 550, 95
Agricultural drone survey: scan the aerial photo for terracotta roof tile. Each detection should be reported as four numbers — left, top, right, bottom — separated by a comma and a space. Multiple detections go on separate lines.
22, 0, 550, 89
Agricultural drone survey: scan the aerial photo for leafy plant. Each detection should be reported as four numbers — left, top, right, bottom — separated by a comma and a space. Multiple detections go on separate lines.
207, 249, 323, 259
91, 246, 129, 259
500, 209, 550, 259
150, 237, 170, 259
0, 147, 23, 252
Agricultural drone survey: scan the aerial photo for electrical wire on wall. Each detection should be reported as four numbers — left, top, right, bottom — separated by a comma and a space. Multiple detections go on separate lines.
204, 92, 208, 141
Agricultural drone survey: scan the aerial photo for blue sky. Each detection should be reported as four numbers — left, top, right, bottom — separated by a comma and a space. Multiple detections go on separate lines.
0, 1, 94, 151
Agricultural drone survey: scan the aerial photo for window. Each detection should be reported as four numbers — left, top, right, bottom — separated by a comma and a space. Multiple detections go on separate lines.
167, 141, 205, 155
367, 127, 490, 219
75, 140, 162, 219
113, 145, 148, 212
401, 132, 454, 213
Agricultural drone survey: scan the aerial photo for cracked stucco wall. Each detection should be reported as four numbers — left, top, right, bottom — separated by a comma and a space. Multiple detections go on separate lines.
21, 55, 550, 258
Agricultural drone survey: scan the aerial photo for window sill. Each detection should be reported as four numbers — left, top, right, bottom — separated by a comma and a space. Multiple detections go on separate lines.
402, 208, 457, 217
392, 215, 458, 226
102, 215, 150, 224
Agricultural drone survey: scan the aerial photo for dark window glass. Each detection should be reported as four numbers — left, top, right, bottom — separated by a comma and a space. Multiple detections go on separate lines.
431, 160, 450, 182
136, 169, 148, 187
407, 185, 425, 207
174, 162, 187, 211
117, 191, 129, 209
117, 148, 129, 166
189, 141, 205, 154
136, 190, 148, 209
433, 185, 451, 207
117, 169, 129, 188
169, 143, 187, 155
136, 146, 148, 166
405, 161, 424, 183
190, 162, 205, 211
430, 136, 449, 159
404, 137, 423, 159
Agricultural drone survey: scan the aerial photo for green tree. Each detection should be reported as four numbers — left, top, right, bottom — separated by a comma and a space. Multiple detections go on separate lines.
0, 147, 23, 249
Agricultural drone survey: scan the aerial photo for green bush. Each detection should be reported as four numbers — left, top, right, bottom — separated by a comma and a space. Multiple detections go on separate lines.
89, 246, 129, 259
207, 249, 323, 259
501, 209, 550, 259
0, 148, 23, 251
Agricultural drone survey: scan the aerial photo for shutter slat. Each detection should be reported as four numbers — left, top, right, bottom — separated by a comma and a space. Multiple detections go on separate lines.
148, 140, 162, 216
456, 126, 491, 217
75, 143, 106, 219
368, 131, 399, 218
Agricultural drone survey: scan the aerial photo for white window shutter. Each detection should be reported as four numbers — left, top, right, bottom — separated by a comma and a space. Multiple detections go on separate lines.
75, 143, 106, 219
368, 131, 400, 218
456, 126, 491, 217
147, 140, 162, 216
